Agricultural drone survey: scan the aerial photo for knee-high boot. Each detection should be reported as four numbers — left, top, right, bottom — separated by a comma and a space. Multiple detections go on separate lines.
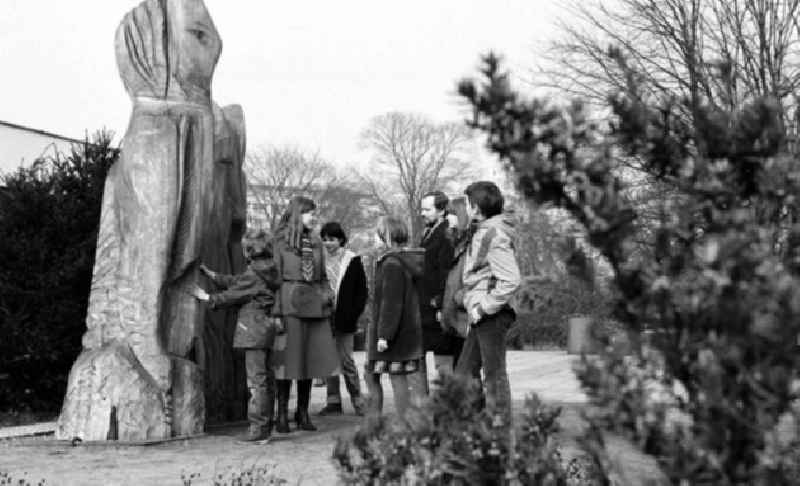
274, 379, 291, 434
264, 377, 275, 436
296, 379, 317, 431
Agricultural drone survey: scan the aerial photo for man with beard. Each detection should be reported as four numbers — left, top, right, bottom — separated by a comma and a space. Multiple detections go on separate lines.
417, 191, 459, 392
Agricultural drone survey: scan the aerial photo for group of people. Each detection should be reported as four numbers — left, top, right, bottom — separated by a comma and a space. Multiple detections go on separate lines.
191, 180, 521, 443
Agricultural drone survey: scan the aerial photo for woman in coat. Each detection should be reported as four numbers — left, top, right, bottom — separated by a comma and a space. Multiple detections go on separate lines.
365, 216, 425, 416
270, 196, 340, 433
440, 197, 473, 349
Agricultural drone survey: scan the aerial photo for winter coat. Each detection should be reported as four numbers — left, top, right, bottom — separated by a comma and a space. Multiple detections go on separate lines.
460, 214, 521, 322
330, 251, 368, 334
208, 258, 280, 348
367, 248, 425, 363
271, 234, 333, 319
441, 232, 471, 338
418, 219, 453, 329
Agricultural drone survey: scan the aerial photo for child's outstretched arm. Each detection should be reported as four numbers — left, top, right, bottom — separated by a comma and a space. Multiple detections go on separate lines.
200, 263, 239, 289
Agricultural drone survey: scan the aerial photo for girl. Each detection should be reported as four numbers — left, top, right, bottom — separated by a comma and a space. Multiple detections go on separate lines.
365, 216, 425, 416
441, 196, 474, 346
270, 196, 339, 433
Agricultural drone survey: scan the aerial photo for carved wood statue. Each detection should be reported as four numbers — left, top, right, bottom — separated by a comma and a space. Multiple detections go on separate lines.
57, 0, 247, 441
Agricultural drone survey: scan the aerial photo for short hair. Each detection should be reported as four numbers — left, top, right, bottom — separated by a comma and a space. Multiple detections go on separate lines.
422, 190, 449, 212
320, 221, 347, 246
464, 181, 504, 218
377, 216, 409, 245
243, 229, 272, 260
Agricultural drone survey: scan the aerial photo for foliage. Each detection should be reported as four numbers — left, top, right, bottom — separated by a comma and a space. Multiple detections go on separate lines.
459, 50, 800, 484
181, 465, 290, 486
509, 274, 614, 349
0, 131, 117, 413
0, 471, 46, 485
0, 411, 56, 427
332, 373, 598, 485
506, 196, 616, 349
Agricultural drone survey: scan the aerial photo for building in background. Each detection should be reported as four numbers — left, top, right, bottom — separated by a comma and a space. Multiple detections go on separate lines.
0, 120, 84, 176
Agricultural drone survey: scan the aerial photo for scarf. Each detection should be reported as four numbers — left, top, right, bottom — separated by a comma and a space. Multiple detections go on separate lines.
300, 235, 314, 282
325, 248, 344, 293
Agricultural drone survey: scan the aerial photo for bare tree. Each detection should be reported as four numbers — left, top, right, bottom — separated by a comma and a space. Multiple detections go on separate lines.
245, 145, 379, 236
244, 145, 335, 231
540, 0, 800, 135
315, 174, 383, 235
357, 112, 474, 243
534, 0, 800, 259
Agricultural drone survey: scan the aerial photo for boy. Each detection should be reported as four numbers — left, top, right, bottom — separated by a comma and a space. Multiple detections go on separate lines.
455, 181, 521, 428
192, 231, 280, 442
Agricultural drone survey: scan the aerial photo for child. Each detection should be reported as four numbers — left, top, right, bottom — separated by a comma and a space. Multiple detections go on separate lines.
191, 230, 280, 442
365, 216, 425, 416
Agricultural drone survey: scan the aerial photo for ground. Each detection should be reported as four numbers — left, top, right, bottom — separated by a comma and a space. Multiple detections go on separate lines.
0, 351, 659, 485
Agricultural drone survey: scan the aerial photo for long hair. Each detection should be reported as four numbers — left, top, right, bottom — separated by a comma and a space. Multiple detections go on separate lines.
276, 196, 316, 251
447, 196, 470, 232
447, 196, 475, 248
376, 216, 409, 246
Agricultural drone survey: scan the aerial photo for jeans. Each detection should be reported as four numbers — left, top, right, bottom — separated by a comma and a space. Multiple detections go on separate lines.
326, 333, 362, 407
245, 349, 274, 428
455, 308, 514, 426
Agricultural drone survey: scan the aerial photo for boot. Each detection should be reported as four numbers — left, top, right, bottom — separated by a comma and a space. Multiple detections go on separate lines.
274, 380, 291, 434
239, 383, 273, 443
295, 379, 317, 431
264, 378, 275, 436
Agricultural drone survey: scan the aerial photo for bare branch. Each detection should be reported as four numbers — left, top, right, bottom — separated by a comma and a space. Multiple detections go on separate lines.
357, 112, 474, 242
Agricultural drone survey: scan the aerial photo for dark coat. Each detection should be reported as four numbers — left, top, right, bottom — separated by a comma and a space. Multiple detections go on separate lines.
332, 254, 368, 334
271, 234, 333, 319
367, 248, 425, 363
418, 219, 453, 329
208, 258, 280, 348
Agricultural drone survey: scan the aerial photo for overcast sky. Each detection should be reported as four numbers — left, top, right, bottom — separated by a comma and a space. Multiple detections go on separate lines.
1, 0, 561, 168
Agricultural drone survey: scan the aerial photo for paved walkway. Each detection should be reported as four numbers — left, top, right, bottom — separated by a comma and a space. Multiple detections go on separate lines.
0, 351, 587, 485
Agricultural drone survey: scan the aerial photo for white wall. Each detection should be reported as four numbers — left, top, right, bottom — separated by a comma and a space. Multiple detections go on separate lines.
0, 124, 79, 176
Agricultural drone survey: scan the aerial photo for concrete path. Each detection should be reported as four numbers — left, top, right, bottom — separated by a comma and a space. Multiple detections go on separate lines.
0, 351, 587, 485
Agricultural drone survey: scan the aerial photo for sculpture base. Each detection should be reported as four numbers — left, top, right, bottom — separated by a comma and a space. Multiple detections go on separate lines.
56, 344, 204, 441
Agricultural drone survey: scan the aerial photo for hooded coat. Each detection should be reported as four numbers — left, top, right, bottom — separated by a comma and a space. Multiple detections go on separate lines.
367, 248, 425, 364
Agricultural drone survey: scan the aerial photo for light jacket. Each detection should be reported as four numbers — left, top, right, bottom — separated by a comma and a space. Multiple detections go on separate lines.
460, 214, 521, 321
